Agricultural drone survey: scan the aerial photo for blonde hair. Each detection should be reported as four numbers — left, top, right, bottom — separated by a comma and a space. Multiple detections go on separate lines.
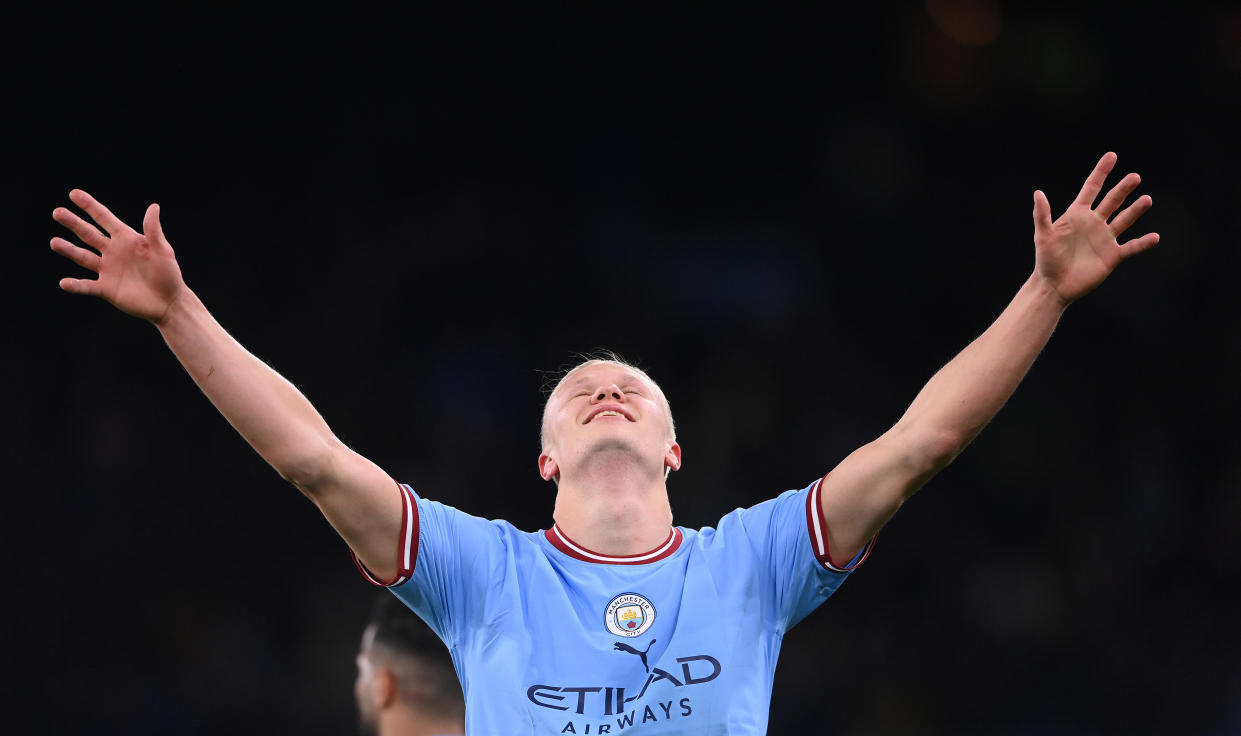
540, 352, 676, 451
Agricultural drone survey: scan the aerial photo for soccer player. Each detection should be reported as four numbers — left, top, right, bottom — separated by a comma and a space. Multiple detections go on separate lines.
355, 594, 465, 736
50, 153, 1157, 734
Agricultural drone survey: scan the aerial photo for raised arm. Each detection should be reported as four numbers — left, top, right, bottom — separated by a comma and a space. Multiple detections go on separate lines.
817, 153, 1159, 565
51, 190, 403, 580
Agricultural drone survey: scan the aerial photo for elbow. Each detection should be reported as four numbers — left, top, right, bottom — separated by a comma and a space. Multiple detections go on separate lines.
905, 426, 969, 476
272, 438, 342, 497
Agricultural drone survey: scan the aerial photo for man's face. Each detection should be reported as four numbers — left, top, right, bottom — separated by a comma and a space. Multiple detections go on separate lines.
539, 362, 680, 483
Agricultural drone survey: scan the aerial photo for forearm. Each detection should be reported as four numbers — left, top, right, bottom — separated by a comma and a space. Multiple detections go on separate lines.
819, 154, 1155, 563
155, 289, 342, 490
895, 271, 1067, 463
52, 191, 405, 577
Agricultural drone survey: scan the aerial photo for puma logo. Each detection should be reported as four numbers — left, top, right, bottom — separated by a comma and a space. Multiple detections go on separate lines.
613, 639, 656, 673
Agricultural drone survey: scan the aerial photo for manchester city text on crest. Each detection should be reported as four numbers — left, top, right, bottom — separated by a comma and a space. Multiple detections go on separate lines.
604, 592, 656, 637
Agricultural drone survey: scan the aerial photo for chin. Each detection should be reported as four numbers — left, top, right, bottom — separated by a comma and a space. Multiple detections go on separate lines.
583, 437, 644, 458
576, 438, 665, 479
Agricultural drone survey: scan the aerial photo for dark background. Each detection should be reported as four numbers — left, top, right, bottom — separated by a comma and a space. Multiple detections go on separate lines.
7, 3, 1240, 734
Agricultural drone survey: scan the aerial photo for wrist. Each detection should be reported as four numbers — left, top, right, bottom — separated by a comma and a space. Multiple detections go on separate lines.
153, 286, 201, 332
1027, 270, 1072, 313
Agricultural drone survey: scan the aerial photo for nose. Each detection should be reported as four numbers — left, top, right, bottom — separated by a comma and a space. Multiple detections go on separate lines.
590, 384, 626, 403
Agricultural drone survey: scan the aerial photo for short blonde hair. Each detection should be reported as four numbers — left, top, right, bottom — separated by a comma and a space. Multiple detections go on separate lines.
540, 352, 676, 451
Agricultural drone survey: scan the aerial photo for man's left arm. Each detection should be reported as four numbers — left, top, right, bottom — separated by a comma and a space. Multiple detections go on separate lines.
818, 152, 1159, 566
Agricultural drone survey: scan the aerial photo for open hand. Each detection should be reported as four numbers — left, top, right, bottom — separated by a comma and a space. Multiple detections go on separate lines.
1033, 152, 1159, 304
51, 190, 185, 323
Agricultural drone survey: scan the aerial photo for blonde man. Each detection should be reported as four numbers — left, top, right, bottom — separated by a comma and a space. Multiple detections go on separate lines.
50, 153, 1156, 734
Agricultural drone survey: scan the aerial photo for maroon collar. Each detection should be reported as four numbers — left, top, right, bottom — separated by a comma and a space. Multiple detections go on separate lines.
545, 524, 683, 565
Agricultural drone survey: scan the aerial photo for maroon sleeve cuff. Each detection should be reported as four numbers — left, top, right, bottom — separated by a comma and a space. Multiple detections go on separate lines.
351, 482, 419, 587
805, 474, 876, 573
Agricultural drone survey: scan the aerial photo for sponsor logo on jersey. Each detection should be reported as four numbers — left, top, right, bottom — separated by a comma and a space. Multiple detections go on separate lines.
604, 592, 655, 637
526, 652, 721, 733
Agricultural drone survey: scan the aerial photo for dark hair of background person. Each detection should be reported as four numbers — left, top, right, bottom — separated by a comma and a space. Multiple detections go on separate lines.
358, 594, 465, 734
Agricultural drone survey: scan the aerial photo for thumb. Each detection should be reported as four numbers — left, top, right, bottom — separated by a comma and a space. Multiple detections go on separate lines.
1032, 190, 1054, 235
143, 203, 166, 244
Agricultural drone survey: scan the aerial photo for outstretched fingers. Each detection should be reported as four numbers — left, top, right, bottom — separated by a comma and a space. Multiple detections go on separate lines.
1032, 190, 1054, 233
58, 276, 102, 296
52, 206, 110, 252
50, 236, 101, 273
142, 203, 165, 244
1108, 194, 1153, 237
1118, 232, 1160, 261
1073, 152, 1118, 207
68, 189, 126, 236
1095, 172, 1141, 221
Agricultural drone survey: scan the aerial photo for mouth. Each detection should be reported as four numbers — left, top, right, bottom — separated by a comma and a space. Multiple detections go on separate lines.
584, 406, 636, 424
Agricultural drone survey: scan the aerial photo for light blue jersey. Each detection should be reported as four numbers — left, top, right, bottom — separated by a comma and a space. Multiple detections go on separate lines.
353, 477, 870, 735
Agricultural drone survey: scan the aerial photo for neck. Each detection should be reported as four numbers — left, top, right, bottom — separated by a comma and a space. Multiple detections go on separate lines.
552, 451, 674, 555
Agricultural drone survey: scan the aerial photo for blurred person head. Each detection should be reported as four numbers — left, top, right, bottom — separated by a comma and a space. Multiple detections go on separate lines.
354, 594, 464, 736
538, 353, 680, 487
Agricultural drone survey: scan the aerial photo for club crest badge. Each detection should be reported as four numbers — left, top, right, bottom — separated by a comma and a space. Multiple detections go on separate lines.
605, 592, 656, 637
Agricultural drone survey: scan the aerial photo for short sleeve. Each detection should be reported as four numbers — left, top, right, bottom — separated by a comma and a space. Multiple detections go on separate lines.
351, 483, 508, 647
725, 475, 873, 630
351, 482, 420, 587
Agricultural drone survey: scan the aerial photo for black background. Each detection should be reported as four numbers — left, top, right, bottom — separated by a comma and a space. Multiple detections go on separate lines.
8, 3, 1241, 734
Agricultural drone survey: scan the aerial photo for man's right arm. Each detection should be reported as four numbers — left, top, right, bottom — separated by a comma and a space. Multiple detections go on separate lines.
52, 189, 404, 581
155, 289, 404, 579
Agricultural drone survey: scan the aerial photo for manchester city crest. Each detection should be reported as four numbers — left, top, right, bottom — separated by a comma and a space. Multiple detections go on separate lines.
604, 592, 656, 637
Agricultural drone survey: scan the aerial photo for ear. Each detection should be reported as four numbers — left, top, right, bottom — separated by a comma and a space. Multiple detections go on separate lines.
374, 666, 397, 708
664, 443, 682, 473
538, 452, 559, 483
